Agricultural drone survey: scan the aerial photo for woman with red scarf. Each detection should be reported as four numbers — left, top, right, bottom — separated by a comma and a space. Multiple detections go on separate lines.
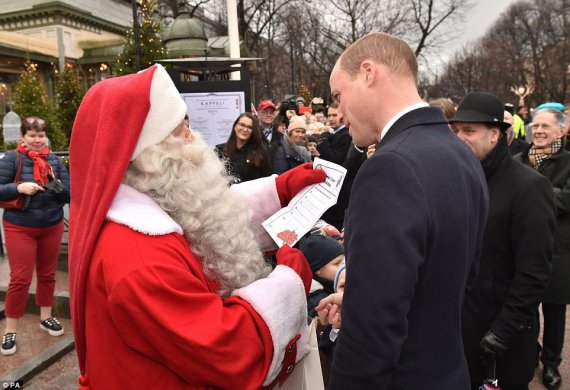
0, 117, 70, 356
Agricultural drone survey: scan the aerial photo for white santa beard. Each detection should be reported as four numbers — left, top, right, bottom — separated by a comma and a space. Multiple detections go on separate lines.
124, 134, 271, 296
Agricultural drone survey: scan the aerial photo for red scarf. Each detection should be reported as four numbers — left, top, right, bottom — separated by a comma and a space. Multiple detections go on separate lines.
17, 141, 55, 186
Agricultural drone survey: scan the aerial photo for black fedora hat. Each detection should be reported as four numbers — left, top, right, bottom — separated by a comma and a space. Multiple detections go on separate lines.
449, 92, 511, 132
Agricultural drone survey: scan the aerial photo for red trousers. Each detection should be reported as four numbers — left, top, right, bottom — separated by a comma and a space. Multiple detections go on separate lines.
3, 220, 64, 318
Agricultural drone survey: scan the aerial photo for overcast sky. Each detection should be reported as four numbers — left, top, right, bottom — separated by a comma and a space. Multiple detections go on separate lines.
457, 0, 518, 47
426, 0, 519, 75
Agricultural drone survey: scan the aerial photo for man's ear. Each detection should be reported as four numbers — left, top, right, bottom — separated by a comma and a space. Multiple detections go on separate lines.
361, 60, 376, 85
492, 128, 501, 143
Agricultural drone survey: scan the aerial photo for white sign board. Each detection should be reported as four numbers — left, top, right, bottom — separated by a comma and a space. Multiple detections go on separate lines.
182, 92, 245, 147
2, 111, 21, 144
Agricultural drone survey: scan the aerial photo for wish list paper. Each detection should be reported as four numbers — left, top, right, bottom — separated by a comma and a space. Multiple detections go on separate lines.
262, 158, 347, 248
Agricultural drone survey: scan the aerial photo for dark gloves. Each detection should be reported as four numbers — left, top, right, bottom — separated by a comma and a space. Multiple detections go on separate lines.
480, 330, 509, 359
276, 244, 312, 295
317, 132, 332, 143
275, 163, 327, 207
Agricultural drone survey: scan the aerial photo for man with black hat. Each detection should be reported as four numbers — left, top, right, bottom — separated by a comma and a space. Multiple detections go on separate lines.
450, 92, 556, 390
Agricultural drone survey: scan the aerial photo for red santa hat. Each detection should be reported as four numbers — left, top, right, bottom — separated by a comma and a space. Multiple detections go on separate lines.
68, 64, 187, 378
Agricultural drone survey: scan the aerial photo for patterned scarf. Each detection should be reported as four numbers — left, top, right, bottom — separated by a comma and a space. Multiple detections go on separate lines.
528, 140, 562, 170
17, 141, 55, 186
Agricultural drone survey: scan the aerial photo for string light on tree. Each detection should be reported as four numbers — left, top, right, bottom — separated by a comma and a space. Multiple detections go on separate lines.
115, 0, 167, 76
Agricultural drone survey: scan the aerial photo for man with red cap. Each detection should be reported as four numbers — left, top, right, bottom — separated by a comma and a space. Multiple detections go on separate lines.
257, 99, 283, 160
68, 64, 325, 389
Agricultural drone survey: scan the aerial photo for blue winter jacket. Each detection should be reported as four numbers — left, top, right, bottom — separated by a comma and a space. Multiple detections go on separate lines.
0, 150, 70, 228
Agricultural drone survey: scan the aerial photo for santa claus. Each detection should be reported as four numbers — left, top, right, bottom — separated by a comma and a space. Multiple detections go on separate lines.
68, 64, 326, 389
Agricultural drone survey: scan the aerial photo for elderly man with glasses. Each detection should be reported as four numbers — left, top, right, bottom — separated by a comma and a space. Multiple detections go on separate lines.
514, 108, 570, 390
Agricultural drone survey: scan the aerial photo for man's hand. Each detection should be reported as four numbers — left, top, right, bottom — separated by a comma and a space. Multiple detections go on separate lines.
480, 330, 509, 359
275, 163, 327, 207
315, 292, 344, 329
276, 245, 312, 295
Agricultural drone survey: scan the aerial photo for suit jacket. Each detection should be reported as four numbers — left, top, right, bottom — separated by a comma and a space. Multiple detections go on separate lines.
317, 126, 352, 166
330, 107, 489, 390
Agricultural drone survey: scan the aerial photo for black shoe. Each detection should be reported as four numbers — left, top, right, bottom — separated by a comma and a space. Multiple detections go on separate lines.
1, 333, 16, 356
40, 317, 64, 336
543, 364, 562, 390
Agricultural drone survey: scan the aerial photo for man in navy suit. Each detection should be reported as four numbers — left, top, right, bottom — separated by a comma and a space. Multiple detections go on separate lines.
317, 32, 489, 389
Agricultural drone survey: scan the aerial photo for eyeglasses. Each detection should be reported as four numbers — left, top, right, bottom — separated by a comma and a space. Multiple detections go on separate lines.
259, 110, 275, 116
24, 117, 45, 126
237, 122, 254, 131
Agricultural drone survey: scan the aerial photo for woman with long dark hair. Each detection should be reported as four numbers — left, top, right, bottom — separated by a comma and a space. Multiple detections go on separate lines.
215, 113, 272, 183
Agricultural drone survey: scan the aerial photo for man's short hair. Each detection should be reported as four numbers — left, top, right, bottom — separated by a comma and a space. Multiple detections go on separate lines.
328, 102, 339, 109
428, 98, 456, 120
339, 32, 418, 83
533, 108, 568, 129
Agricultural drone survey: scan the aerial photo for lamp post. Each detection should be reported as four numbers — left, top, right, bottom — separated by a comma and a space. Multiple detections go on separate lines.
227, 0, 241, 81
132, 0, 141, 72
510, 84, 534, 107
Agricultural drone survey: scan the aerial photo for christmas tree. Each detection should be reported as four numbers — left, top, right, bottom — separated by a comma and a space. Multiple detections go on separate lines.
298, 84, 312, 107
115, 0, 167, 76
55, 63, 84, 142
11, 61, 68, 150
12, 61, 50, 120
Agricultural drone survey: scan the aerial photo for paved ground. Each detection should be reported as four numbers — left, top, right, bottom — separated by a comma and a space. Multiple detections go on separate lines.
20, 306, 570, 389
0, 315, 72, 379
25, 350, 79, 389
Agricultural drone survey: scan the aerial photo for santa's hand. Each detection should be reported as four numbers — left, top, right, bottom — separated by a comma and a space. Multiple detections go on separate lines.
276, 245, 312, 295
316, 292, 344, 329
275, 163, 326, 207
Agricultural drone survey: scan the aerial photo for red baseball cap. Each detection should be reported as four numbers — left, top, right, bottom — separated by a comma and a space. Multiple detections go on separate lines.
258, 100, 276, 111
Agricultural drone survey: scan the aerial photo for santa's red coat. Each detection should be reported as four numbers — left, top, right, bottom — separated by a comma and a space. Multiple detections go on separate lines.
83, 181, 309, 389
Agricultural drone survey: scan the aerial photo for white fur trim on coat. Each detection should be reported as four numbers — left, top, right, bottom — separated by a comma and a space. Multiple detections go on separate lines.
106, 184, 183, 236
230, 175, 281, 253
131, 64, 187, 161
232, 265, 310, 386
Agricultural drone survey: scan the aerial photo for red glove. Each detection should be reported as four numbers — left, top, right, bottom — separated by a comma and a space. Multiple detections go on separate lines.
276, 244, 312, 295
275, 163, 327, 207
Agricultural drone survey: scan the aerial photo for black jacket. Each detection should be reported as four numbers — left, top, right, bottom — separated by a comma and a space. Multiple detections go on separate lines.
318, 127, 354, 228
515, 145, 570, 304
317, 126, 352, 166
322, 142, 366, 230
330, 107, 489, 390
0, 150, 70, 227
261, 125, 283, 161
214, 142, 272, 183
463, 136, 555, 386
508, 138, 529, 156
